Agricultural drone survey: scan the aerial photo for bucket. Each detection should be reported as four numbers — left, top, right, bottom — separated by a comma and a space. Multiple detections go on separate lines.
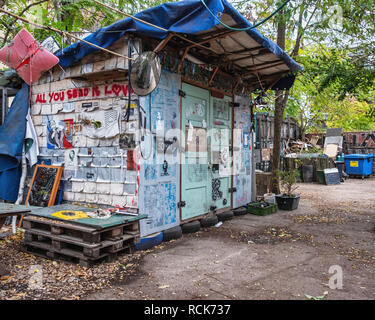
302, 164, 313, 182
263, 193, 276, 204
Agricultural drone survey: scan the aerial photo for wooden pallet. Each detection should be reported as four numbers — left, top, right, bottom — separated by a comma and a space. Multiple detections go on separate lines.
22, 241, 134, 267
22, 215, 139, 244
23, 230, 135, 257
21, 215, 140, 267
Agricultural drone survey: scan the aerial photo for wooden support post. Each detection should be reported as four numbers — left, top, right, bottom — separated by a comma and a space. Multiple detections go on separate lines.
178, 47, 190, 72
154, 33, 174, 53
208, 66, 219, 86
232, 77, 241, 95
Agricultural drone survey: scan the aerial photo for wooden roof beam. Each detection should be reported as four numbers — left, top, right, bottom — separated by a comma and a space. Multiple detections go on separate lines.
154, 33, 174, 52
184, 30, 240, 50
225, 46, 264, 56
241, 61, 286, 76
231, 48, 271, 63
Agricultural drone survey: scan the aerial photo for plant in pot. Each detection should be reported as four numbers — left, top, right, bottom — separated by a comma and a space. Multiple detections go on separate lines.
275, 169, 300, 210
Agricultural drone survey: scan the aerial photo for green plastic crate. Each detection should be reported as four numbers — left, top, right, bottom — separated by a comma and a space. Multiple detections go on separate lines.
247, 202, 278, 216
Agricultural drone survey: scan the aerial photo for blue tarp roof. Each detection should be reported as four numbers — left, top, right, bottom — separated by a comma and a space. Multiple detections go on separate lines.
56, 0, 303, 76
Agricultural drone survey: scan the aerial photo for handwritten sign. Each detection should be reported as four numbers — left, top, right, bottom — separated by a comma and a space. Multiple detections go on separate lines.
34, 83, 134, 104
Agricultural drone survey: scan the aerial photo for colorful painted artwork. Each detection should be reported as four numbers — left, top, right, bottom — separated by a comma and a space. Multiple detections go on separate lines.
47, 118, 73, 149
233, 95, 253, 208
163, 182, 177, 225
139, 70, 181, 237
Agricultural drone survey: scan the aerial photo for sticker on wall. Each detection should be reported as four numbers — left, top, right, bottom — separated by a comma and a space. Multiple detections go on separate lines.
63, 119, 73, 148
243, 131, 249, 149
186, 103, 204, 118
65, 148, 78, 168
81, 109, 119, 138
213, 99, 229, 120
121, 103, 136, 119
82, 101, 99, 112
219, 147, 230, 177
144, 164, 157, 180
119, 133, 136, 150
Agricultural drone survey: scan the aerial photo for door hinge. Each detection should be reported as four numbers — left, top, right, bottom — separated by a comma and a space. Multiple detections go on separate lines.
228, 187, 237, 193
179, 90, 186, 97
178, 201, 186, 208
229, 146, 233, 152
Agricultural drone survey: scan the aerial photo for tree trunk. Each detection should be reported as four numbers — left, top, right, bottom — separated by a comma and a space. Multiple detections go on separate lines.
271, 89, 289, 193
271, 11, 287, 194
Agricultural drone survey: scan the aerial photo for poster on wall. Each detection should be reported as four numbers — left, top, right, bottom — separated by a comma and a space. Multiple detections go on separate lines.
138, 69, 181, 237
47, 117, 73, 149
233, 95, 252, 208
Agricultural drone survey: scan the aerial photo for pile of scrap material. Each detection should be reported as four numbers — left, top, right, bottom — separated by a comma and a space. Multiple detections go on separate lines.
284, 137, 322, 158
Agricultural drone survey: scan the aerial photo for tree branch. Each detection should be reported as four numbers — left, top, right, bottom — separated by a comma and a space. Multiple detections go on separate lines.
3, 0, 49, 44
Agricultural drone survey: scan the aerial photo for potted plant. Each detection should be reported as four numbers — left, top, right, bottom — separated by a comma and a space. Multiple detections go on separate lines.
275, 169, 300, 210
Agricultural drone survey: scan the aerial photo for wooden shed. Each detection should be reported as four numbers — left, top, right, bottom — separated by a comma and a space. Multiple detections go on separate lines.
28, 0, 302, 237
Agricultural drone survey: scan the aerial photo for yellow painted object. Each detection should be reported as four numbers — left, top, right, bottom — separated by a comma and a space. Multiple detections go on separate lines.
350, 161, 359, 167
51, 210, 89, 220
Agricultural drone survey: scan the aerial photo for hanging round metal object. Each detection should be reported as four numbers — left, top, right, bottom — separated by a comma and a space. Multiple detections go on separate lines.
130, 51, 161, 96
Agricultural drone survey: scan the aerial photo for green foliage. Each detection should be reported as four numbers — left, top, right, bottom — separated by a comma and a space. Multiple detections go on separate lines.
275, 169, 300, 196
285, 45, 375, 133
0, 0, 176, 48
232, 0, 375, 133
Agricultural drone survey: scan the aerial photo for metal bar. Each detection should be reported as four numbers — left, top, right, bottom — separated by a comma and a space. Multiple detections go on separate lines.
1, 88, 7, 125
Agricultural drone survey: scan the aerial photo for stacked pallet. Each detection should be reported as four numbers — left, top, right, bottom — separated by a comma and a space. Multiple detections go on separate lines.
21, 215, 140, 267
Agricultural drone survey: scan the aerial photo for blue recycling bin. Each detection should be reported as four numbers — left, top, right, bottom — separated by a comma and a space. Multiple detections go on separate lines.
344, 154, 374, 178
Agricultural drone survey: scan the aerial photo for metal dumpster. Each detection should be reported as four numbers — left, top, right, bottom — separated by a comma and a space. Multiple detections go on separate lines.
344, 154, 374, 178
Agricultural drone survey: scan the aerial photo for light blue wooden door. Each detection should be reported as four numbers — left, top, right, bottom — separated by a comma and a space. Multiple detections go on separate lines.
181, 83, 210, 220
209, 96, 232, 211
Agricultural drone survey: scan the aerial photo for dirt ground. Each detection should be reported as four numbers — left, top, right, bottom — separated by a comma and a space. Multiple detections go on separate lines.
85, 177, 375, 300
1, 177, 374, 300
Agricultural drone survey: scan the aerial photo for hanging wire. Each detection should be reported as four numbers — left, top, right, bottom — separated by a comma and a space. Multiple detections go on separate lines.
0, 7, 135, 61
200, 0, 291, 31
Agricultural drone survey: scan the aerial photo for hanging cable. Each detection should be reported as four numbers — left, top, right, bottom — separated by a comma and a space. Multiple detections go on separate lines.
92, 0, 168, 32
200, 0, 291, 32
0, 7, 134, 61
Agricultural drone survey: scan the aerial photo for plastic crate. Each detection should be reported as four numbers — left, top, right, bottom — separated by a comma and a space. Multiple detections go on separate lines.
247, 202, 277, 216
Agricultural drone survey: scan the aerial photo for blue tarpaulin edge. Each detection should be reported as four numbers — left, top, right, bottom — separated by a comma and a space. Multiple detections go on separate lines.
56, 0, 303, 76
0, 83, 29, 202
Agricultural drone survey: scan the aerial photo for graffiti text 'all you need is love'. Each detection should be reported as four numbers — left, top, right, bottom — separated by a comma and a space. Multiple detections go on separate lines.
34, 83, 134, 104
